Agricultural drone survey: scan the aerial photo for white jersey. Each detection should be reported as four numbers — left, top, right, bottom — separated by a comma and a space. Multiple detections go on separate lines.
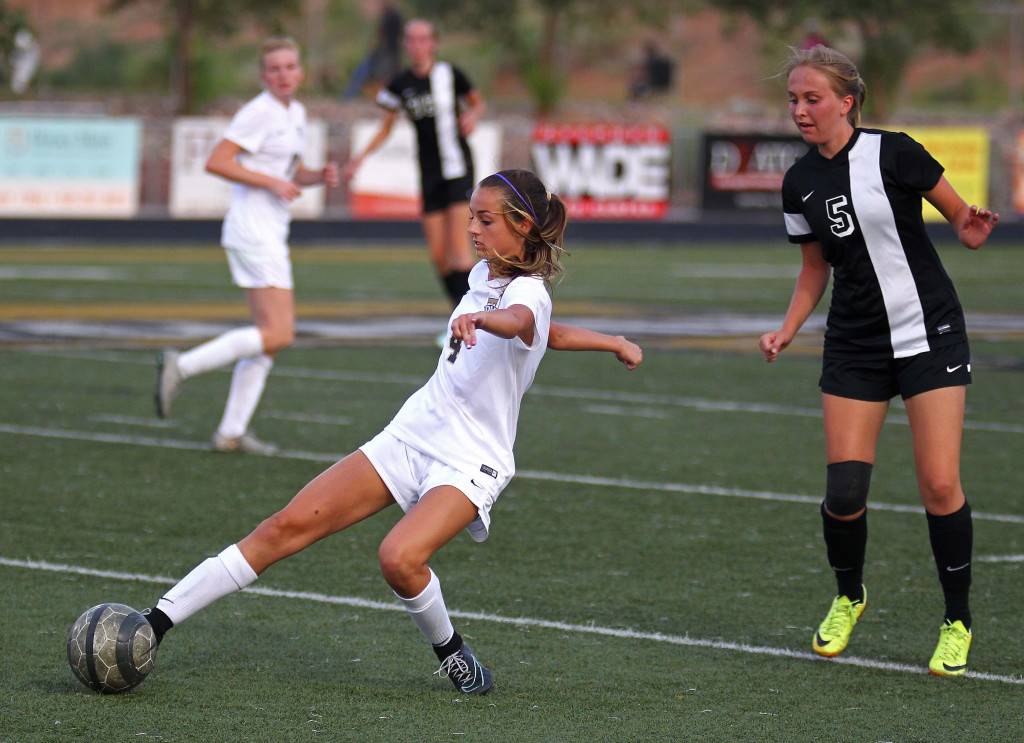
386, 261, 552, 483
220, 90, 306, 256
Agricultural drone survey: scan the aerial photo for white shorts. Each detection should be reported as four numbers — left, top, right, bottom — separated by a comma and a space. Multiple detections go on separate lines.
359, 430, 506, 542
224, 247, 293, 290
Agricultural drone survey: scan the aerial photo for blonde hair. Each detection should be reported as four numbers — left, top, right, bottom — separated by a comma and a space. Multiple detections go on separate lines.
259, 37, 301, 70
785, 45, 866, 127
478, 169, 568, 284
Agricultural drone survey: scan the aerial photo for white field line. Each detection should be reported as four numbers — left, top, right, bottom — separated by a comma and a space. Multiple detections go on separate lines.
2, 422, 1024, 526
24, 350, 1024, 434
3, 556, 1020, 686
977, 554, 1024, 563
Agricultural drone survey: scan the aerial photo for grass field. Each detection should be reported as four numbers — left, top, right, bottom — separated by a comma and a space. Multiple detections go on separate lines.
1, 241, 1023, 742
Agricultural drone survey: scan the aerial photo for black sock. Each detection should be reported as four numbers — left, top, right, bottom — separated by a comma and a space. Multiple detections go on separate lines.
927, 501, 973, 629
143, 606, 174, 644
442, 270, 471, 306
432, 631, 463, 661
821, 503, 867, 601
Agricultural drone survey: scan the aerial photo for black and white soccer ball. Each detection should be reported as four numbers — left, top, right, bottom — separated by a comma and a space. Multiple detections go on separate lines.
66, 603, 158, 693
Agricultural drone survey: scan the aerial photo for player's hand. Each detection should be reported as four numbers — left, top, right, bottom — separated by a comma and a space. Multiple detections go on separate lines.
451, 312, 485, 347
959, 204, 998, 250
270, 178, 302, 201
615, 337, 643, 370
322, 162, 340, 188
342, 160, 361, 182
759, 330, 791, 362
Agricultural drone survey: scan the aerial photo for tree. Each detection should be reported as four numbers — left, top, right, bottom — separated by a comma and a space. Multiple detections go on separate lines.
707, 0, 982, 120
107, 0, 302, 113
406, 0, 687, 114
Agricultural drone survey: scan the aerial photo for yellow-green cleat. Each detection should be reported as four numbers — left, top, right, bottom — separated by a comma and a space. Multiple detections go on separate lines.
812, 586, 866, 657
929, 619, 972, 676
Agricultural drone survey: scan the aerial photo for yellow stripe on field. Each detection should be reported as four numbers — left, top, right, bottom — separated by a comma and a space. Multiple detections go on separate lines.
0, 299, 646, 321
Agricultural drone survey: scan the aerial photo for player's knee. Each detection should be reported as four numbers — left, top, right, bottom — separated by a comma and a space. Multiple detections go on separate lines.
918, 471, 962, 510
824, 460, 873, 517
261, 326, 294, 353
378, 540, 422, 590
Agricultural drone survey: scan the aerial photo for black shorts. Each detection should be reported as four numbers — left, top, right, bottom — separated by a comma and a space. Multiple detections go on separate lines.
819, 341, 971, 402
421, 173, 474, 213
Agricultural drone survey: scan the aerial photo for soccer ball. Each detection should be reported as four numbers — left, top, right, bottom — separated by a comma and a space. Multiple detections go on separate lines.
66, 603, 158, 693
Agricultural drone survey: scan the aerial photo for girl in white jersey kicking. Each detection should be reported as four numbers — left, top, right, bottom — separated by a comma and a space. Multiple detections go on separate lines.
139, 169, 643, 695
154, 37, 339, 455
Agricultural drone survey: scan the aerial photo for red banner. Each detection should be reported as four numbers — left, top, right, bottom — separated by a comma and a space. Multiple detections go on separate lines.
531, 123, 671, 220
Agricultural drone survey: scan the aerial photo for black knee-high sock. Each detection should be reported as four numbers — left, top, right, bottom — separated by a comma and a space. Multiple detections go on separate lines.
926, 501, 973, 629
821, 503, 867, 601
441, 270, 471, 306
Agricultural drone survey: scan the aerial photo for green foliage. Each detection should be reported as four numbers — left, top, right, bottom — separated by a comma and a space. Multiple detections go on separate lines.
405, 0, 682, 112
706, 0, 984, 120
46, 38, 166, 92
106, 0, 303, 112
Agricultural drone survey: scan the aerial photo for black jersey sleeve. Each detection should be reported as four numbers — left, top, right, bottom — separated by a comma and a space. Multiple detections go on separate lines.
452, 65, 474, 97
891, 132, 944, 193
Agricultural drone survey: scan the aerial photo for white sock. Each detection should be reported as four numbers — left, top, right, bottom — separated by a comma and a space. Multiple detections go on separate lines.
217, 354, 273, 439
396, 569, 455, 646
155, 544, 258, 626
177, 327, 264, 379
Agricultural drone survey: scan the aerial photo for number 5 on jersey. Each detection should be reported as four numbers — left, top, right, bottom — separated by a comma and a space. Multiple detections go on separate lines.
826, 195, 855, 238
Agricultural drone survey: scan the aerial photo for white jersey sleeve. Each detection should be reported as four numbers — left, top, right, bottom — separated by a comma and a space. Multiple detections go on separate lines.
385, 261, 552, 482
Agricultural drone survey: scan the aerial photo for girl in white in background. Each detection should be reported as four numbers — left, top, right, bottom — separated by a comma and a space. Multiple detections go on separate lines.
155, 37, 339, 455
139, 169, 642, 695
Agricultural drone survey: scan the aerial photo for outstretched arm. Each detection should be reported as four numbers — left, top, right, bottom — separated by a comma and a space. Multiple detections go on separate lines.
548, 321, 642, 370
343, 109, 398, 181
923, 176, 998, 250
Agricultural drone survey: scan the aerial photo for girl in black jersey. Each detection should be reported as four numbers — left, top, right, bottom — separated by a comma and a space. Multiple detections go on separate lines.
345, 19, 485, 307
758, 45, 998, 676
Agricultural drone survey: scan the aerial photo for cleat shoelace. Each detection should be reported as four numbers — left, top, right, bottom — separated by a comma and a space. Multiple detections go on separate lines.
819, 598, 858, 640
436, 652, 472, 684
935, 623, 969, 665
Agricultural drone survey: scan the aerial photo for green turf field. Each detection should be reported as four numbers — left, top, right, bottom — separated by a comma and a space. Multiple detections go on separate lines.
1, 242, 1022, 741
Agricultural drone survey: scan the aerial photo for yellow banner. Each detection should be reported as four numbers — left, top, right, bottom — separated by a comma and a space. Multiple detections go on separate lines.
898, 126, 990, 222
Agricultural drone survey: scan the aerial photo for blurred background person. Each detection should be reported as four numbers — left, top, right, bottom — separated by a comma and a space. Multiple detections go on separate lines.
154, 37, 339, 455
345, 19, 485, 309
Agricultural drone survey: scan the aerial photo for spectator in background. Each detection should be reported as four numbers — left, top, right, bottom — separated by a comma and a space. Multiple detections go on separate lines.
630, 41, 674, 100
342, 0, 404, 100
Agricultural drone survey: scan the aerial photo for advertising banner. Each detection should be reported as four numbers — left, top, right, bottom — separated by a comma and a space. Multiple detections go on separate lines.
702, 133, 809, 211
899, 126, 990, 222
0, 116, 141, 217
531, 123, 671, 219
169, 117, 328, 219
347, 120, 503, 219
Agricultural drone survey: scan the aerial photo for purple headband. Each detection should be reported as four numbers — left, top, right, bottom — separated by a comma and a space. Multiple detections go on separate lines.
494, 172, 537, 220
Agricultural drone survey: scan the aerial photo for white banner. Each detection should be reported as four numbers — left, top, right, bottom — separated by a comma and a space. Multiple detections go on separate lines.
348, 119, 503, 218
169, 116, 328, 219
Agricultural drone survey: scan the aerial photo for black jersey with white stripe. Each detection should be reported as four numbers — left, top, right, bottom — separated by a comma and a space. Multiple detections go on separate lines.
377, 61, 474, 184
782, 128, 966, 360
